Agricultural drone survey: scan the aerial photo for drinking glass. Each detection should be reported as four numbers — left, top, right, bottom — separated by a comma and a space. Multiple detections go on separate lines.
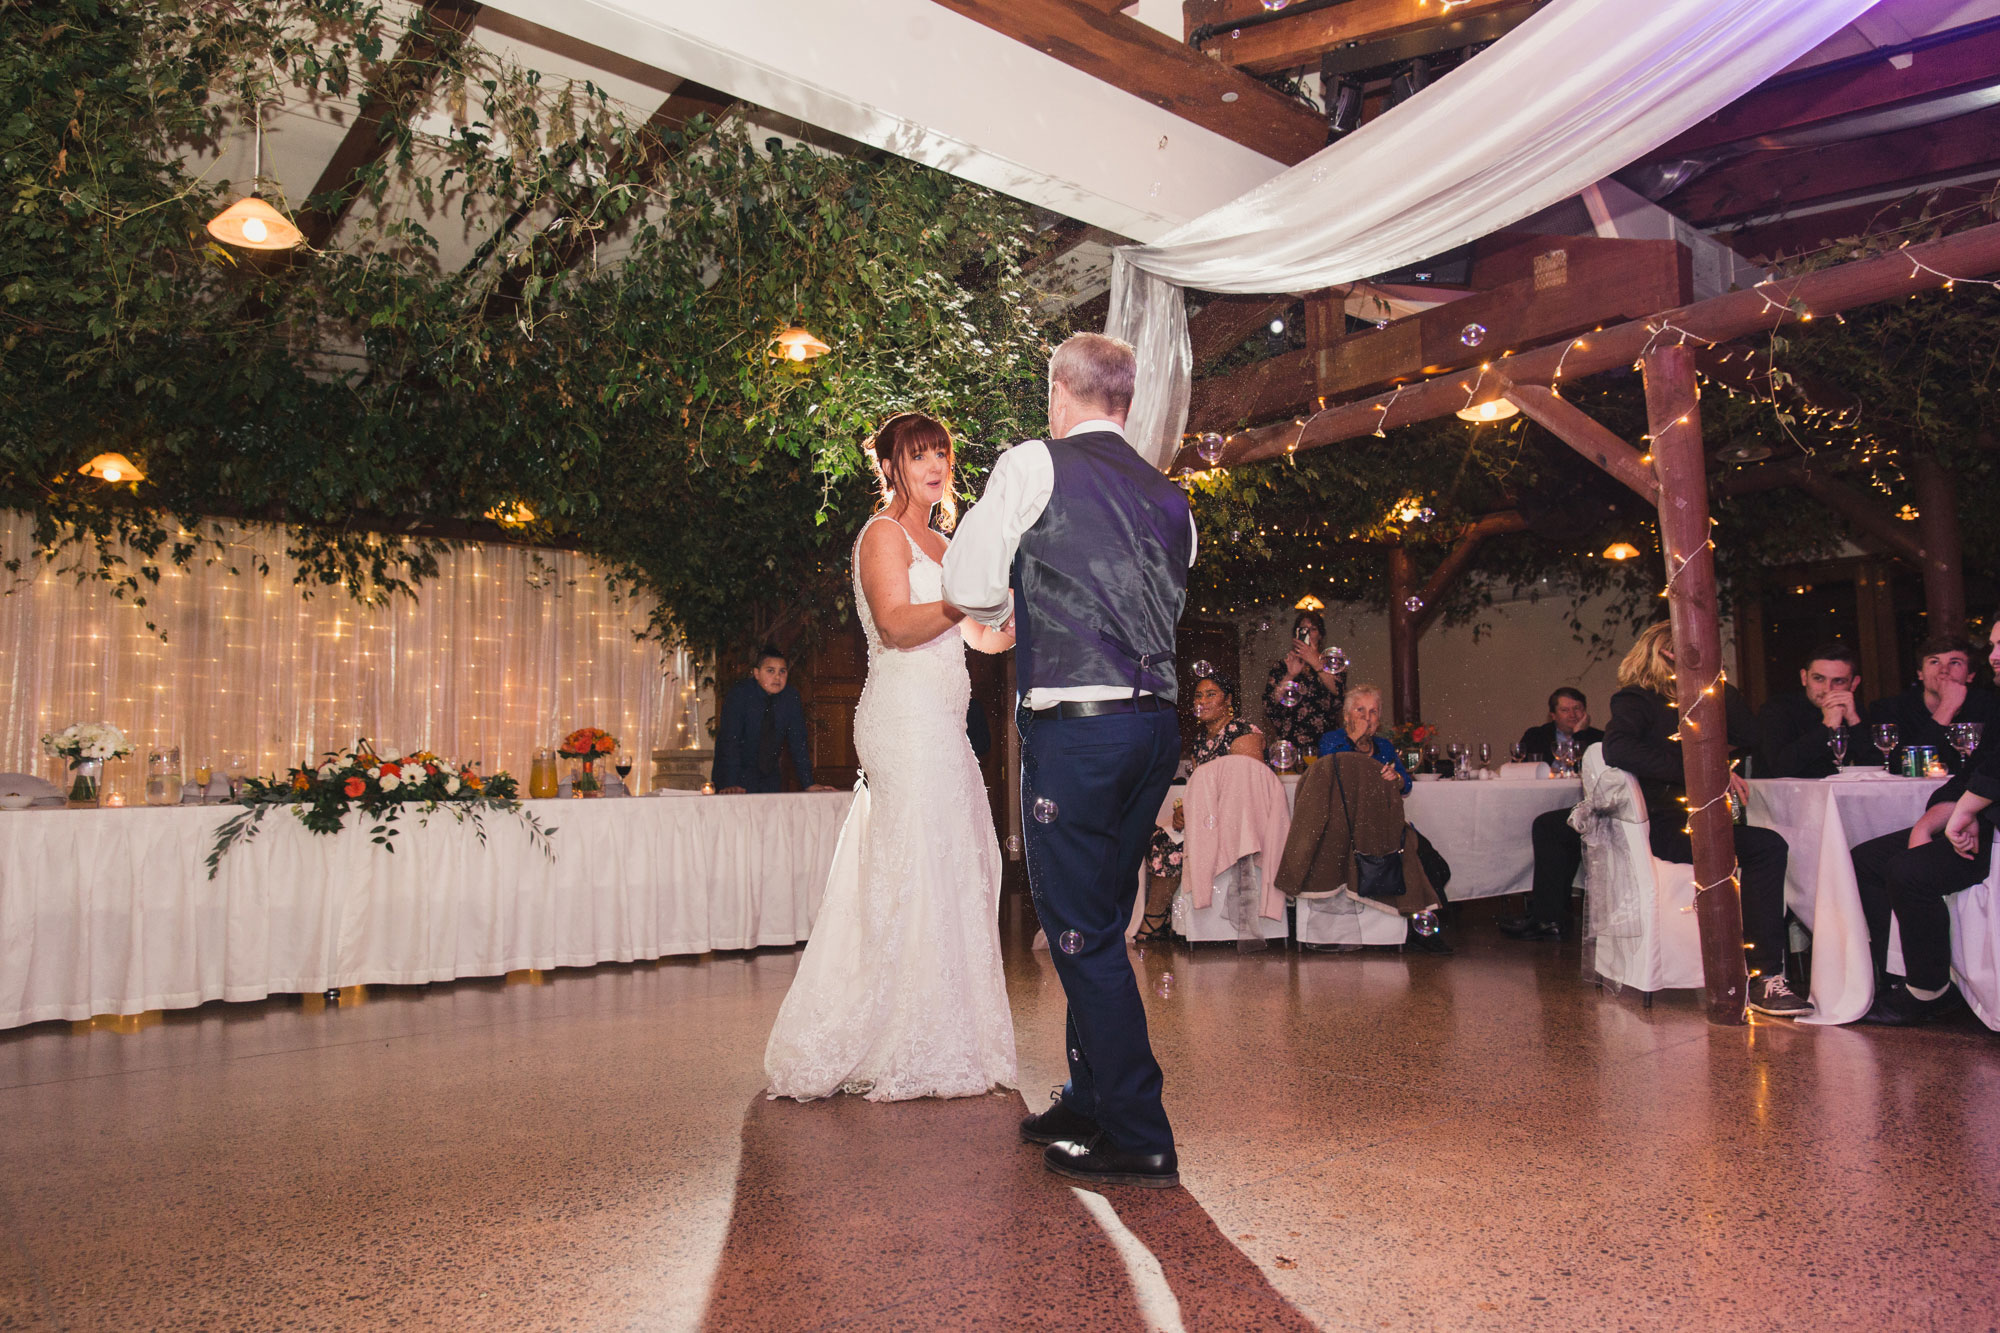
614, 749, 634, 781
1447, 741, 1467, 778
1552, 732, 1578, 776
1949, 722, 1981, 767
225, 754, 247, 801
194, 759, 214, 805
1422, 743, 1438, 774
1829, 726, 1847, 767
1509, 741, 1527, 764
1872, 723, 1897, 770
1478, 741, 1492, 769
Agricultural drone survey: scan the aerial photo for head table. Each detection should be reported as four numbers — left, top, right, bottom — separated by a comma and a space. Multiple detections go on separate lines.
0, 791, 854, 1030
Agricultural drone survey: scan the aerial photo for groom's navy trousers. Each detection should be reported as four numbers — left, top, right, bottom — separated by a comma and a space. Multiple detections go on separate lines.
1019, 703, 1180, 1157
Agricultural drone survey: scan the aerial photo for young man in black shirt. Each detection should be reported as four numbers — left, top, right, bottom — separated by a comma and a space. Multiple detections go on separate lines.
1864, 635, 2000, 773
1758, 643, 1867, 778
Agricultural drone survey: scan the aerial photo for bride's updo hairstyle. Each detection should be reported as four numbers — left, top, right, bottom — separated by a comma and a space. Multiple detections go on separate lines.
868, 411, 956, 530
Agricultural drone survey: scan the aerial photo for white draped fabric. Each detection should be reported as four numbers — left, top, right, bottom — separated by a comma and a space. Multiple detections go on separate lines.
1106, 0, 1882, 466
0, 793, 852, 1028
0, 512, 711, 785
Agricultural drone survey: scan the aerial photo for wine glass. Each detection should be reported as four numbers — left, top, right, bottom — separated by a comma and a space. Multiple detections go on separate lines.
614, 749, 635, 793
1551, 732, 1578, 776
1509, 741, 1527, 764
1478, 741, 1492, 770
1829, 726, 1847, 767
1872, 723, 1898, 771
1422, 743, 1438, 774
1447, 741, 1467, 779
194, 758, 214, 805
225, 754, 248, 801
1949, 722, 1982, 768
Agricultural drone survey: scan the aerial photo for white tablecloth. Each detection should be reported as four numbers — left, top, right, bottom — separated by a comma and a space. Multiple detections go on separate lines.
1401, 778, 1585, 900
0, 792, 853, 1028
1746, 775, 1944, 1025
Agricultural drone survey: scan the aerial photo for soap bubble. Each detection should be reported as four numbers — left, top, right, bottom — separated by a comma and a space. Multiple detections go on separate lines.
1411, 910, 1440, 937
1270, 740, 1299, 772
1190, 660, 1215, 678
1156, 973, 1175, 998
1276, 679, 1303, 707
1196, 432, 1225, 465
1058, 930, 1083, 954
1005, 834, 1021, 856
1260, 0, 1290, 9
1320, 646, 1348, 674
1033, 797, 1058, 824
1459, 322, 1487, 348
1403, 595, 1425, 614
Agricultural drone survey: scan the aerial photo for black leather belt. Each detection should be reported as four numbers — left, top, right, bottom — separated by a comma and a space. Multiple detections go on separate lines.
1029, 696, 1169, 721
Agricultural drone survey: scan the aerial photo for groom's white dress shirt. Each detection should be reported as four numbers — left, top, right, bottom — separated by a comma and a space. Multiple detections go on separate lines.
941, 419, 1199, 710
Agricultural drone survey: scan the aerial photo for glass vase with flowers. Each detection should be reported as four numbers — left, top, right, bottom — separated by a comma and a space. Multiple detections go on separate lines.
559, 727, 619, 796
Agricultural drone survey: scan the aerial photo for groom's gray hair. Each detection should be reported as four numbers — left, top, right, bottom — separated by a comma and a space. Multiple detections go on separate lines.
1049, 333, 1136, 416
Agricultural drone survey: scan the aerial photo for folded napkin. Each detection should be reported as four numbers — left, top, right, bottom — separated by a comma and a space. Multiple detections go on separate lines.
1498, 762, 1551, 780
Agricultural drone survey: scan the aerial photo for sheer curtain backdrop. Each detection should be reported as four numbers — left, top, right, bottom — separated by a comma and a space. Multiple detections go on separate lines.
0, 512, 710, 788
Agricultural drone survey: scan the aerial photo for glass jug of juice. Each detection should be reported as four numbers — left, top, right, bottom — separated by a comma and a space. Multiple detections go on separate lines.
529, 748, 559, 799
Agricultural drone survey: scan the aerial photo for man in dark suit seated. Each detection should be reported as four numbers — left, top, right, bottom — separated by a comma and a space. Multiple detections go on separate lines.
1515, 687, 1604, 765
712, 644, 835, 794
1864, 635, 2000, 773
1498, 688, 1605, 941
1759, 643, 1868, 778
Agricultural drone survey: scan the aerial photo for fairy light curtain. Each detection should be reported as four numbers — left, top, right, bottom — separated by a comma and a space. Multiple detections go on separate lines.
1107, 0, 1883, 467
0, 513, 712, 782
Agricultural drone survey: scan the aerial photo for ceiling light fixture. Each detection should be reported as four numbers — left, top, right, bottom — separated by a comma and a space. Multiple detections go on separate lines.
79, 452, 144, 484
205, 104, 303, 251
1454, 398, 1519, 424
773, 326, 831, 362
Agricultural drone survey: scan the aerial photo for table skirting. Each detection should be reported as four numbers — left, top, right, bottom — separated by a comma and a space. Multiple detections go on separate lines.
1401, 778, 1585, 900
0, 792, 853, 1029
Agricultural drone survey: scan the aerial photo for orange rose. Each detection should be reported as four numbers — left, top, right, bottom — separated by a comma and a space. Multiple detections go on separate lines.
379, 762, 402, 778
291, 773, 311, 792
344, 777, 366, 798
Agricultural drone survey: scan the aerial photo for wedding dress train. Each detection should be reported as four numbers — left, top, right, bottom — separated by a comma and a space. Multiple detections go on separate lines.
763, 515, 1017, 1101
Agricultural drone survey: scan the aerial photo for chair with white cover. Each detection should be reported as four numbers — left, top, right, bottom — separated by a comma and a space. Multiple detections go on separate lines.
1884, 863, 2000, 1032
1170, 755, 1292, 947
1574, 743, 1705, 996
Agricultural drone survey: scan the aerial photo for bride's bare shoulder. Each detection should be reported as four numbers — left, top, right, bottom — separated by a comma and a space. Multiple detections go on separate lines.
856, 515, 909, 560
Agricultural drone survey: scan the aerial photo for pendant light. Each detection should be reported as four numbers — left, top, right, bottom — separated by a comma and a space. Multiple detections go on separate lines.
1602, 541, 1641, 562
206, 105, 304, 251
773, 326, 831, 362
79, 452, 145, 483
1454, 397, 1519, 424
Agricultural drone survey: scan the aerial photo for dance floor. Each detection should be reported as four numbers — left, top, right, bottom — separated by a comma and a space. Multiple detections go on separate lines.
2, 894, 1996, 1332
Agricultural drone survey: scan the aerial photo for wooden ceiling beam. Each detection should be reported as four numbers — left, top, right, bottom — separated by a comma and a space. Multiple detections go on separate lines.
1188, 238, 1690, 432
1650, 23, 2000, 158
928, 0, 1325, 164
1186, 0, 1536, 77
295, 0, 484, 250
1188, 294, 1296, 372
1666, 102, 2000, 227
1167, 218, 2000, 473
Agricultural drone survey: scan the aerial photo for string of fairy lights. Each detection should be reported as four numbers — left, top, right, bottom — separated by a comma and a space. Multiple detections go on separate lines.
0, 514, 711, 787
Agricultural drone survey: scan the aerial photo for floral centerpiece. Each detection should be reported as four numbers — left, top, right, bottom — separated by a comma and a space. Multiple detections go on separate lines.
41, 722, 133, 806
1389, 720, 1437, 772
558, 727, 617, 796
206, 739, 553, 878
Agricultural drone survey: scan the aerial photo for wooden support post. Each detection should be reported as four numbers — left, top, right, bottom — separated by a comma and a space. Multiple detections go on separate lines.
1644, 346, 1748, 1026
1911, 453, 1968, 637
1388, 545, 1421, 725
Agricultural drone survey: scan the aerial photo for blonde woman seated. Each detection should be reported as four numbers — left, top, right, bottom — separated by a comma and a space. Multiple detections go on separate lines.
1136, 671, 1265, 942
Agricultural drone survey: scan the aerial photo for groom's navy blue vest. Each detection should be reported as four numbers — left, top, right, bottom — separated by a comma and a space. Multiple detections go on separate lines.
1010, 431, 1192, 703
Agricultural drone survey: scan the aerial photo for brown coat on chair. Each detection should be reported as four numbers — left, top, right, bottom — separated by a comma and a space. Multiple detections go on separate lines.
1273, 751, 1440, 916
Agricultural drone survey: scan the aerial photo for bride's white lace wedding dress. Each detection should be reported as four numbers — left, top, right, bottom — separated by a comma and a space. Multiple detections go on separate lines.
763, 514, 1018, 1101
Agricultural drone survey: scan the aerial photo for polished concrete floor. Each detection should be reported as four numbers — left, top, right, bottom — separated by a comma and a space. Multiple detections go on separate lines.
2, 895, 1997, 1332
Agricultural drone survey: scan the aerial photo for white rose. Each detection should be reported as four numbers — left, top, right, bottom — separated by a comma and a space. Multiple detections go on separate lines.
379, 773, 401, 791
367, 767, 381, 779
444, 776, 461, 795
318, 764, 336, 780
380, 746, 402, 762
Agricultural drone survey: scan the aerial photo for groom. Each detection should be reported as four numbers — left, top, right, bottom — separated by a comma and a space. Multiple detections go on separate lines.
943, 332, 1194, 1188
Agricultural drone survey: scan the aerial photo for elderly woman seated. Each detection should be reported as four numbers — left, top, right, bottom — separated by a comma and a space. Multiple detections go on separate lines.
1315, 684, 1413, 795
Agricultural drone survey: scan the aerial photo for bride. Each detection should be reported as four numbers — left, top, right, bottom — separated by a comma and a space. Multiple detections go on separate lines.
764, 412, 1019, 1101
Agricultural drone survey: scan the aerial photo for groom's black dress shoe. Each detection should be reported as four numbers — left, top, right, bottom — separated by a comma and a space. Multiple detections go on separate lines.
1021, 1097, 1099, 1146
1043, 1135, 1179, 1189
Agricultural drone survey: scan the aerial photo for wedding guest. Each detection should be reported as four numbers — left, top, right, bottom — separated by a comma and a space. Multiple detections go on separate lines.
1864, 635, 2000, 772
1315, 683, 1450, 954
1514, 687, 1603, 764
1261, 609, 1344, 756
1602, 622, 1809, 1017
712, 645, 835, 794
1847, 617, 2000, 1025
1497, 688, 1604, 942
1759, 644, 1867, 778
1138, 672, 1264, 942
1315, 684, 1412, 794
